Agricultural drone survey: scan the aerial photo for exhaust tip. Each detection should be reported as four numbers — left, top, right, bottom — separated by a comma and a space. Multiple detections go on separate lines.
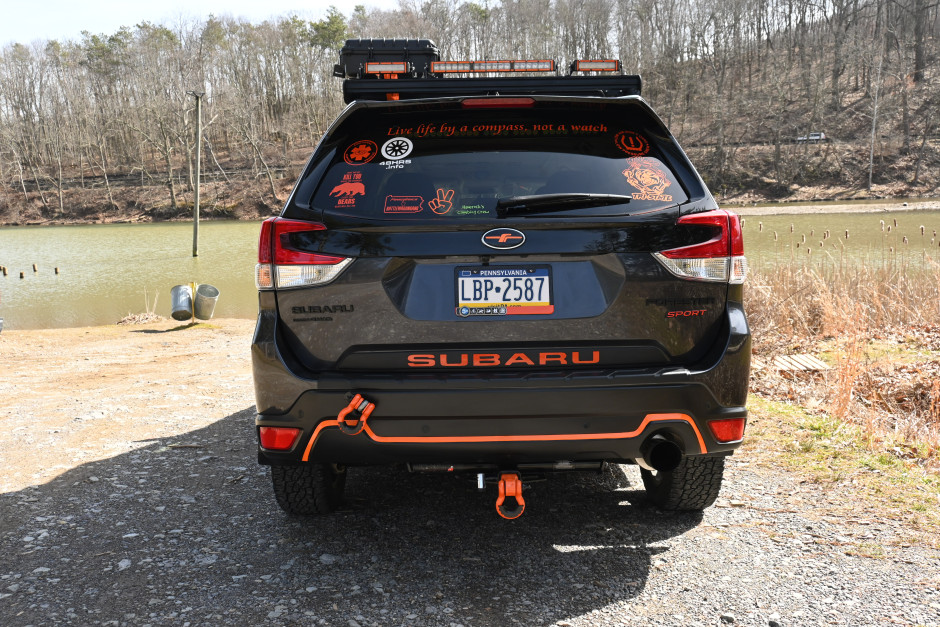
637, 435, 684, 473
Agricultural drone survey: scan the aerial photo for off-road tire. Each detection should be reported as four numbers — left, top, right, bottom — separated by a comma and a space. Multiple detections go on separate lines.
271, 463, 346, 515
640, 455, 725, 511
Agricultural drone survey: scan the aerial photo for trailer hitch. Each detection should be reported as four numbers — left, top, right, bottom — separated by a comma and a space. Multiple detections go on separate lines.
495, 472, 525, 520
337, 393, 375, 435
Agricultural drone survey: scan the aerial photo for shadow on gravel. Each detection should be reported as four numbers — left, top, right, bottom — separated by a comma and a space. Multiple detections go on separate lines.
0, 407, 702, 626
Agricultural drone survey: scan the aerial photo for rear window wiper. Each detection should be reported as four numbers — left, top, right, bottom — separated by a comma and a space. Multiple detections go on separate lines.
495, 193, 632, 217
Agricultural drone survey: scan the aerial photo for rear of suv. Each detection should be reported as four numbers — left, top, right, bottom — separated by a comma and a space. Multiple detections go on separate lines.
252, 39, 750, 519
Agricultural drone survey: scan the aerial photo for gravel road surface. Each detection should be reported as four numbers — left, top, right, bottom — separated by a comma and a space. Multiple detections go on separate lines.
1, 320, 938, 626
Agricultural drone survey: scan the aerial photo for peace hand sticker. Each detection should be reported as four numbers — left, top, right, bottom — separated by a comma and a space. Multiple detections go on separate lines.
429, 188, 455, 214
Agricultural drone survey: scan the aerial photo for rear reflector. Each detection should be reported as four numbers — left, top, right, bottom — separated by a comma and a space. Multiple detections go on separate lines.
255, 218, 353, 290
707, 417, 746, 443
654, 210, 747, 283
259, 426, 302, 451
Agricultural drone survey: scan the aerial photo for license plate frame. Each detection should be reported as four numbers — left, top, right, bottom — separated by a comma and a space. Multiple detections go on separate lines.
455, 266, 554, 317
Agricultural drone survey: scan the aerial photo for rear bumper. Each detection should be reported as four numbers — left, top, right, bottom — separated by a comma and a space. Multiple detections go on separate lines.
251, 294, 751, 467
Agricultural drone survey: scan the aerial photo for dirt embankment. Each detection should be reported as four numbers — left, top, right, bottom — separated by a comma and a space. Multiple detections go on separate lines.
1, 319, 939, 626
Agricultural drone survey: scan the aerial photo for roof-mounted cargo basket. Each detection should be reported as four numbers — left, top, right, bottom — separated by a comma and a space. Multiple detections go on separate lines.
335, 38, 642, 103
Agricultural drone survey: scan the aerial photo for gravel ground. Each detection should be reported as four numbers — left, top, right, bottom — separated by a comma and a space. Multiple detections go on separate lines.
1, 319, 938, 626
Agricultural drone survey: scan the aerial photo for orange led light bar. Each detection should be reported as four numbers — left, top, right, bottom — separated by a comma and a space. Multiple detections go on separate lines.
365, 61, 410, 74
432, 59, 555, 73
574, 59, 621, 72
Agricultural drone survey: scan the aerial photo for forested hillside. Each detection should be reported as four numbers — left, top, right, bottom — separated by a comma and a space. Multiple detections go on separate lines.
1, 0, 938, 224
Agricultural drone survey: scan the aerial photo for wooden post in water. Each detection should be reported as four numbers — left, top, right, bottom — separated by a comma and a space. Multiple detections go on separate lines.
187, 90, 205, 258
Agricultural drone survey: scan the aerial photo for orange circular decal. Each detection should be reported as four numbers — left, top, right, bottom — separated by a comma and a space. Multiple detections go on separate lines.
615, 131, 650, 157
344, 140, 378, 165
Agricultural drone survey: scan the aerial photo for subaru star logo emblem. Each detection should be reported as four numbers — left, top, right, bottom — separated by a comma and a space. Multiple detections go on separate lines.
482, 228, 526, 250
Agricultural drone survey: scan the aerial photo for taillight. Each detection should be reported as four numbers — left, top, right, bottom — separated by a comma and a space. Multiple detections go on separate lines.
258, 426, 302, 451
653, 210, 747, 283
707, 417, 746, 443
255, 218, 353, 290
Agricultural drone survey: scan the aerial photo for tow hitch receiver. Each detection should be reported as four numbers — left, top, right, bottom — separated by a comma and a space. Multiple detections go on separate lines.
496, 472, 525, 520
337, 394, 375, 435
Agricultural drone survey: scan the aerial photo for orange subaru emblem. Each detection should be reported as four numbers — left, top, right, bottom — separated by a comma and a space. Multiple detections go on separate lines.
482, 228, 526, 250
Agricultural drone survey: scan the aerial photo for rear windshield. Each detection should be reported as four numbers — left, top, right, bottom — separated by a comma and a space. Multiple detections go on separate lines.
297, 102, 690, 220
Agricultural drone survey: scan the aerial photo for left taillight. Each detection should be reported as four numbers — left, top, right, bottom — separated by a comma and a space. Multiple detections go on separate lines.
255, 217, 353, 290
653, 209, 747, 284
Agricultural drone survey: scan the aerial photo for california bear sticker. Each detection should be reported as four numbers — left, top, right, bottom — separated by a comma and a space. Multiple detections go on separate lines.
622, 157, 673, 202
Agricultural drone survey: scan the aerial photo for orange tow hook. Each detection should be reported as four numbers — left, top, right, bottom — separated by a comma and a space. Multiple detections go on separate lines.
495, 472, 525, 520
337, 394, 375, 435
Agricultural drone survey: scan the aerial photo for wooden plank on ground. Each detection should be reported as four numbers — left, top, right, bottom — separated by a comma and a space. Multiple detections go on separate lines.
771, 354, 831, 372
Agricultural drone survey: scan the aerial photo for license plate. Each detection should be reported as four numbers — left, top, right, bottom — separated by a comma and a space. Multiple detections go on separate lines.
455, 266, 553, 316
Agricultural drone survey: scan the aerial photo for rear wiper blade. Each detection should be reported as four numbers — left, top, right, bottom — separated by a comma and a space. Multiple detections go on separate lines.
495, 193, 631, 217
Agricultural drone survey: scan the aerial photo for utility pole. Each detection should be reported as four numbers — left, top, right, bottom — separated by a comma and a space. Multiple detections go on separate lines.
187, 91, 205, 257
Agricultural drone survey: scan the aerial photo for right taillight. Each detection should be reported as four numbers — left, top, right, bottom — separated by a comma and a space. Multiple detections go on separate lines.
255, 217, 353, 290
653, 209, 747, 284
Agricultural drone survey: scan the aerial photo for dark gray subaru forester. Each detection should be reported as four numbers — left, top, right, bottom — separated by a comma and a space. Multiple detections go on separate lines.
252, 39, 750, 519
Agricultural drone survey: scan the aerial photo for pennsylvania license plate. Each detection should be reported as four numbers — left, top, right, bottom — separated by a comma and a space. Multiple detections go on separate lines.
455, 266, 554, 316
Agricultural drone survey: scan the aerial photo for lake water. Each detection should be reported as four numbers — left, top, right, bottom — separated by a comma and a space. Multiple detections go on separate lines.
1, 211, 939, 330
741, 210, 940, 271
0, 221, 260, 330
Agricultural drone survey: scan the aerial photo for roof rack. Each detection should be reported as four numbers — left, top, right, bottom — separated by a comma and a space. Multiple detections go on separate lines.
335, 38, 642, 104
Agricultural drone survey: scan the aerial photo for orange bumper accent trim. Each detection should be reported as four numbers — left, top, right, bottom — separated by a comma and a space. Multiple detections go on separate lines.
301, 412, 706, 462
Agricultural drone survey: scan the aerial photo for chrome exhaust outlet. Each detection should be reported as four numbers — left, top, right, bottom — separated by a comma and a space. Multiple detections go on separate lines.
636, 434, 684, 473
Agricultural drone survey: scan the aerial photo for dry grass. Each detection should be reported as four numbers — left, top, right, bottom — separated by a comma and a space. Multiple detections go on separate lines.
117, 288, 165, 325
748, 256, 940, 463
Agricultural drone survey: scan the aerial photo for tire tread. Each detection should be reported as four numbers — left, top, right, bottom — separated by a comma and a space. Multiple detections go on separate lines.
641, 455, 725, 511
271, 464, 345, 515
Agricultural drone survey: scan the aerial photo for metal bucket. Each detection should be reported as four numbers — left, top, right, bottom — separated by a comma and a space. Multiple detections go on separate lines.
170, 285, 193, 321
194, 284, 220, 320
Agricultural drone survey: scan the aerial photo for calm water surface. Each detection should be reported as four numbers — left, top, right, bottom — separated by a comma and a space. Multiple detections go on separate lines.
1, 211, 938, 330
0, 221, 260, 330
741, 210, 940, 271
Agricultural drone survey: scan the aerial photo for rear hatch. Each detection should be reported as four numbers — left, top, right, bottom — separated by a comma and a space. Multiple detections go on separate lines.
265, 97, 741, 374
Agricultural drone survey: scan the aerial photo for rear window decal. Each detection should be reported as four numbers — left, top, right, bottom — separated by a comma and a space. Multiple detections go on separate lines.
331, 172, 365, 207
381, 137, 413, 160
622, 158, 673, 202
458, 204, 487, 217
384, 195, 425, 214
344, 140, 378, 165
615, 131, 650, 156
384, 122, 610, 139
429, 188, 455, 214
383, 158, 411, 171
